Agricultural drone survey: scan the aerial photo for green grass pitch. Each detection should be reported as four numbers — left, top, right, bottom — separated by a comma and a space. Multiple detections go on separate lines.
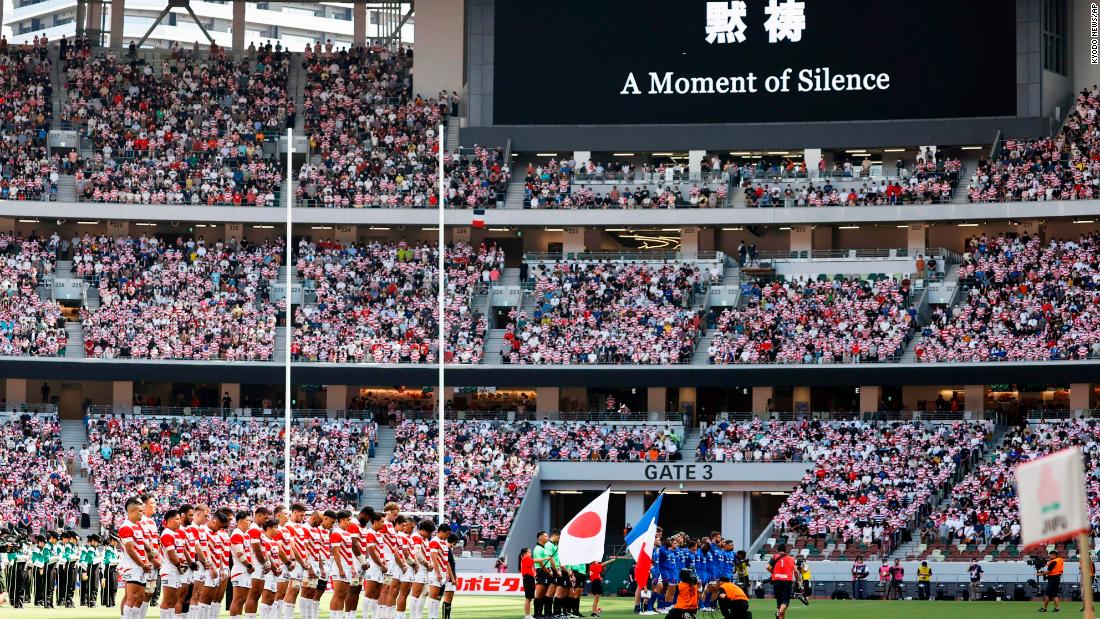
1, 595, 1087, 619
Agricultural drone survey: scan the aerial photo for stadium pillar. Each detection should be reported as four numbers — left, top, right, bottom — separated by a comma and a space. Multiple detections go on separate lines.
326, 384, 348, 413
353, 0, 366, 46
231, 0, 245, 52
334, 224, 357, 244
792, 386, 811, 413
573, 151, 591, 168
803, 148, 822, 177
109, 0, 124, 49
452, 225, 471, 245
87, 0, 103, 46
111, 381, 132, 408
1071, 383, 1096, 412
563, 227, 585, 256
535, 387, 560, 414
680, 227, 699, 259
647, 387, 667, 414
751, 387, 773, 414
721, 492, 749, 550
858, 386, 881, 414
221, 383, 240, 412
624, 493, 644, 530
679, 387, 697, 425
789, 225, 812, 253
907, 223, 927, 253
108, 220, 129, 236
688, 150, 704, 181
964, 384, 985, 415
5, 378, 27, 405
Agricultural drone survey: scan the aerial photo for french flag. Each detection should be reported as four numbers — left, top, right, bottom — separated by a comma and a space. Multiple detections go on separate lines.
624, 493, 664, 589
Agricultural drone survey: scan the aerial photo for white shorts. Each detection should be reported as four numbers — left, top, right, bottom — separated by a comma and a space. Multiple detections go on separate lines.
414, 567, 428, 585
387, 561, 404, 581
250, 566, 265, 582
204, 571, 221, 588
121, 567, 149, 585
401, 566, 414, 583
311, 559, 326, 580
264, 573, 279, 592
160, 569, 182, 590
287, 565, 305, 583
427, 571, 444, 589
231, 571, 253, 589
329, 561, 353, 583
444, 581, 456, 593
365, 563, 385, 584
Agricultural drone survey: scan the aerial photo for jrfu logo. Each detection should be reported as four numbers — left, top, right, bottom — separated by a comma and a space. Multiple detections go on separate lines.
705, 0, 805, 44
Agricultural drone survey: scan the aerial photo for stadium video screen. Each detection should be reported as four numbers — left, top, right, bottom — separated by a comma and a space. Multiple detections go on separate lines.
492, 0, 1017, 125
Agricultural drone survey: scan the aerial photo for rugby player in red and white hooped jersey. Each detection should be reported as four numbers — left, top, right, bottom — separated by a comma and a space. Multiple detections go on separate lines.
174, 505, 199, 619
308, 510, 336, 619
393, 516, 417, 619
245, 508, 272, 619
381, 503, 408, 619
228, 510, 256, 619
361, 509, 390, 619
140, 493, 163, 611
119, 497, 154, 619
425, 524, 453, 619
259, 518, 285, 619
159, 509, 188, 619
269, 506, 295, 619
329, 510, 355, 619
281, 504, 312, 619
195, 508, 229, 619
216, 509, 233, 615
407, 520, 437, 619
182, 505, 211, 619
344, 509, 366, 619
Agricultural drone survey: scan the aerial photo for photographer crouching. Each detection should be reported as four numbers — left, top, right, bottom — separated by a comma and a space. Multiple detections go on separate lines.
1037, 550, 1065, 612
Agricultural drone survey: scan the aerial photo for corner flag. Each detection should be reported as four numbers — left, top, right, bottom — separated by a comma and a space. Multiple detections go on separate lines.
625, 493, 664, 589
557, 488, 611, 565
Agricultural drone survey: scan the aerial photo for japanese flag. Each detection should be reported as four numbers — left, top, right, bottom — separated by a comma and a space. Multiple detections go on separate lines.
556, 489, 611, 565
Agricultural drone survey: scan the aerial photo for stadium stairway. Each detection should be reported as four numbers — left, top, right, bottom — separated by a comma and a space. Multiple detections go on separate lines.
275, 326, 288, 361
500, 267, 520, 285
691, 333, 714, 364
482, 329, 509, 365
65, 322, 85, 358
59, 419, 101, 534
290, 54, 306, 135
56, 174, 77, 202
679, 426, 702, 462
503, 176, 525, 209
85, 286, 100, 310
445, 122, 460, 153
361, 425, 395, 508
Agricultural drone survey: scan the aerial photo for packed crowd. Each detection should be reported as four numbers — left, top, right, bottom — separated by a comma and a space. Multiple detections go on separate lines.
379, 420, 682, 539
298, 43, 460, 208
76, 235, 283, 360
0, 414, 82, 533
499, 261, 717, 364
61, 44, 289, 205
523, 158, 731, 208
696, 417, 826, 462
0, 232, 67, 357
772, 420, 991, 545
916, 233, 1100, 362
708, 277, 917, 364
0, 39, 56, 201
293, 240, 498, 363
930, 420, 1100, 547
967, 87, 1100, 203
87, 415, 374, 531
